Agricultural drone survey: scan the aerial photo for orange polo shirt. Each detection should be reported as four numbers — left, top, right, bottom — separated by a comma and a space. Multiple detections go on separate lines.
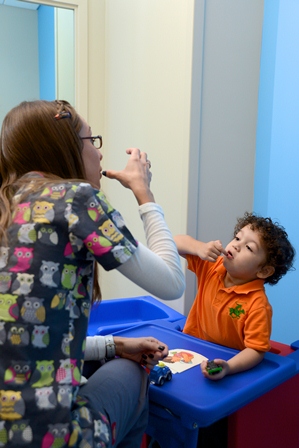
183, 255, 272, 352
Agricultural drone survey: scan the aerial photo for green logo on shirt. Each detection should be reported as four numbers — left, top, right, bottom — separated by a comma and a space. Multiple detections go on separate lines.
229, 303, 245, 319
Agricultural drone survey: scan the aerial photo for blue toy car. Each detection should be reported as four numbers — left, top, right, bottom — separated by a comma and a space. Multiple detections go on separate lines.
149, 361, 172, 386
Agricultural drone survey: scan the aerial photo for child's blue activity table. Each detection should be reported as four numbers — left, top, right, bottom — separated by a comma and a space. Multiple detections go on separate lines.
113, 322, 299, 448
88, 295, 186, 336
88, 297, 299, 447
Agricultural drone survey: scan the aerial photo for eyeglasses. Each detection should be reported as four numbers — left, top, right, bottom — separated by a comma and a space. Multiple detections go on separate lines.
81, 135, 103, 149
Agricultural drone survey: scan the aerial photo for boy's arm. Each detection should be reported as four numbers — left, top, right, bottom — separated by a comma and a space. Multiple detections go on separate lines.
201, 348, 265, 380
174, 235, 227, 262
226, 348, 265, 374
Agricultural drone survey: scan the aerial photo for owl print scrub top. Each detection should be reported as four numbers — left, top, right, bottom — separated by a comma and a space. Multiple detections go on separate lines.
0, 175, 138, 447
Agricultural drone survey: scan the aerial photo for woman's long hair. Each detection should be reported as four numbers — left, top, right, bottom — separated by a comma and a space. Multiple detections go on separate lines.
0, 100, 101, 302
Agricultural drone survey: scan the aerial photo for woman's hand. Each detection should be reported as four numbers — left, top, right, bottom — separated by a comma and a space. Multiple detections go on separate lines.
102, 148, 155, 205
114, 336, 168, 369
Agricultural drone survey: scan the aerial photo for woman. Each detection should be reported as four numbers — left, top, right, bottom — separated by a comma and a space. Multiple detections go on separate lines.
0, 100, 185, 447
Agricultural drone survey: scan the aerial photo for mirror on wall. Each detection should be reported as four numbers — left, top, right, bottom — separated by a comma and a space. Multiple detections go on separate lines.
0, 0, 75, 125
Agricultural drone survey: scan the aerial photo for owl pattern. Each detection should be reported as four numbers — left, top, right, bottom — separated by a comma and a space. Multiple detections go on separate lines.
0, 420, 8, 446
98, 219, 124, 244
64, 205, 79, 228
77, 406, 92, 425
94, 418, 110, 444
21, 297, 46, 324
111, 210, 125, 228
41, 423, 70, 447
7, 324, 30, 346
0, 248, 9, 269
57, 385, 72, 408
83, 232, 112, 256
61, 264, 77, 290
32, 201, 55, 224
50, 290, 67, 310
41, 184, 66, 200
68, 320, 75, 339
65, 296, 80, 319
35, 387, 57, 410
55, 359, 81, 385
31, 360, 55, 388
17, 223, 37, 244
86, 195, 105, 222
11, 273, 34, 295
111, 245, 132, 263
0, 294, 19, 322
38, 226, 59, 245
12, 203, 31, 224
4, 360, 31, 386
0, 390, 25, 420
72, 272, 87, 299
64, 233, 83, 258
80, 300, 90, 318
31, 325, 50, 348
0, 180, 137, 445
9, 248, 34, 272
39, 261, 60, 288
8, 419, 33, 444
0, 322, 6, 344
96, 191, 114, 213
61, 333, 71, 356
0, 272, 12, 293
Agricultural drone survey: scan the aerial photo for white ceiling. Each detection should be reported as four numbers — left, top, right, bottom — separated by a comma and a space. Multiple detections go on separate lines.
0, 0, 39, 10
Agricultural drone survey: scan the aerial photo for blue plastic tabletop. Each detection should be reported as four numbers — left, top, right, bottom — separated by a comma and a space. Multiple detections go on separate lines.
88, 296, 186, 336
113, 322, 297, 428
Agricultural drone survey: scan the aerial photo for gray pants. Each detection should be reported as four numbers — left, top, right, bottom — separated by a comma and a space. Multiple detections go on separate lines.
80, 358, 149, 448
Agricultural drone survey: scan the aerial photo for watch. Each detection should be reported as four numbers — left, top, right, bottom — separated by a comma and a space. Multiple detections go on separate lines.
105, 335, 116, 359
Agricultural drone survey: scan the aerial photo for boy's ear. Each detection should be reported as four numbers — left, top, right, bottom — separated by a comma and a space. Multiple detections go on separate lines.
257, 265, 275, 279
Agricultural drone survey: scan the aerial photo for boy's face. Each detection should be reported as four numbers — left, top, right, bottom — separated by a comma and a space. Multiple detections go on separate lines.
223, 224, 269, 285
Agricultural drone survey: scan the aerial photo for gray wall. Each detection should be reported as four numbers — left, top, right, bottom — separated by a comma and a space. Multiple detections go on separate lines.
185, 0, 264, 313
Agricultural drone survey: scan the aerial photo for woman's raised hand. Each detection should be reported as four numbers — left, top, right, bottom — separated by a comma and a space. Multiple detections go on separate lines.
102, 148, 155, 205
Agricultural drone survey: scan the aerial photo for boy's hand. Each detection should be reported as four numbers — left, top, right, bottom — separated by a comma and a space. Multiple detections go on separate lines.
174, 235, 228, 260
201, 349, 265, 381
198, 240, 228, 262
201, 359, 229, 380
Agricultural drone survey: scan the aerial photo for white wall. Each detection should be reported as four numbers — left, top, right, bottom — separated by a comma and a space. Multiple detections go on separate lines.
96, 1, 195, 313
86, 1, 263, 315
55, 7, 75, 105
0, 1, 264, 317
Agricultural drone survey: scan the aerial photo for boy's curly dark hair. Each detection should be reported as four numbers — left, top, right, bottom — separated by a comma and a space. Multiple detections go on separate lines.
234, 212, 295, 285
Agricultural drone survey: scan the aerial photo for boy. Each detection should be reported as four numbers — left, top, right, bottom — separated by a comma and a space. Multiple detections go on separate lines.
175, 212, 295, 381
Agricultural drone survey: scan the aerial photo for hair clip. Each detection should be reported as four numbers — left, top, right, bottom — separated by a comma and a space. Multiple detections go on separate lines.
54, 111, 72, 120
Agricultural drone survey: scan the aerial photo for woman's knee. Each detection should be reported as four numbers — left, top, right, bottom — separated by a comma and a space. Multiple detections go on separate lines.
104, 358, 149, 395
80, 358, 149, 405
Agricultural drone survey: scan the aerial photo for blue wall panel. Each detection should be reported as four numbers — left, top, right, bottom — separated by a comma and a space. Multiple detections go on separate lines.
255, 0, 299, 344
38, 5, 55, 100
